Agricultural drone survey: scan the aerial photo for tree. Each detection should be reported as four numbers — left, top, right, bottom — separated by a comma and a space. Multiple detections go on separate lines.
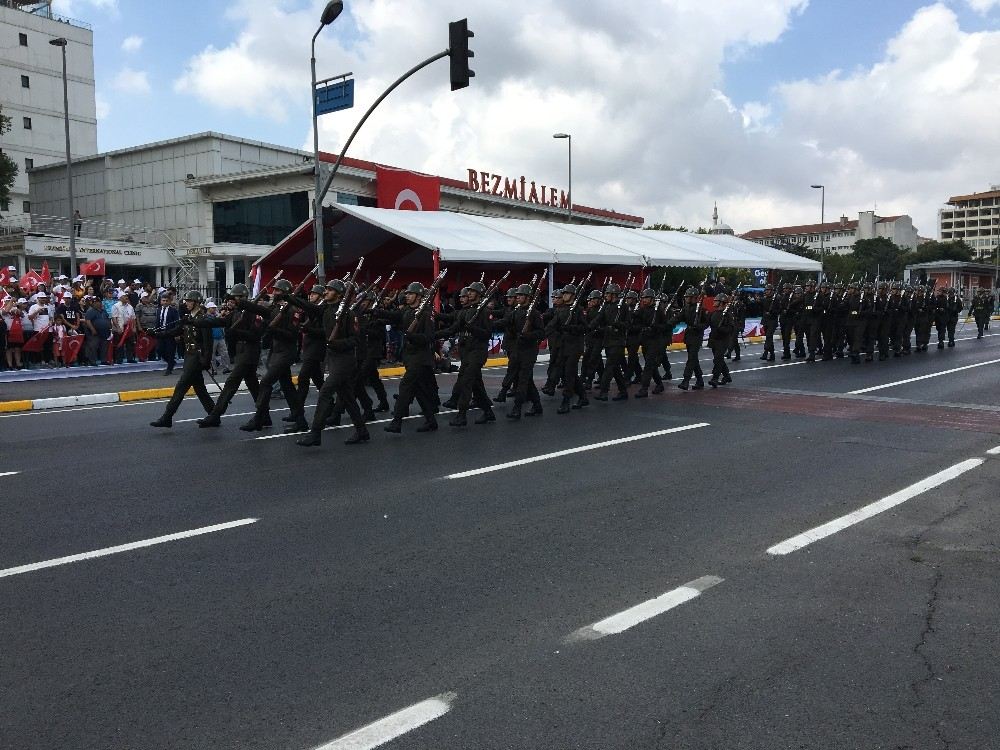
851, 237, 908, 279
909, 239, 973, 264
0, 106, 18, 210
644, 222, 689, 232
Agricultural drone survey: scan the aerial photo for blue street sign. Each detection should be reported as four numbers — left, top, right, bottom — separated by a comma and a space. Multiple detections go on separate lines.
753, 268, 768, 285
315, 77, 354, 116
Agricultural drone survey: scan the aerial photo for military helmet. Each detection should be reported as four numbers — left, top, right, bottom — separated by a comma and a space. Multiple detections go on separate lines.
183, 290, 204, 303
793, 285, 804, 294
640, 288, 655, 299
806, 279, 817, 286
684, 286, 698, 296
325, 279, 346, 294
506, 287, 518, 298
624, 290, 639, 300
229, 283, 249, 297
764, 284, 774, 291
587, 289, 602, 300
468, 281, 486, 295
273, 279, 293, 294
459, 287, 471, 297
515, 283, 533, 295
605, 283, 621, 295
561, 283, 578, 295
848, 281, 860, 289
715, 293, 729, 303
405, 282, 425, 295
891, 282, 902, 290
310, 284, 326, 295
782, 282, 792, 290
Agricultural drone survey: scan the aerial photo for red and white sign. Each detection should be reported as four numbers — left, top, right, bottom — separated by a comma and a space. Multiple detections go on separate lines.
0, 267, 12, 287
376, 166, 440, 211
467, 168, 569, 209
18, 269, 45, 294
80, 258, 106, 276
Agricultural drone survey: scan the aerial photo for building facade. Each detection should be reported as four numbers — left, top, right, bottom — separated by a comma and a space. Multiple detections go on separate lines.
0, 1, 97, 220
741, 211, 919, 254
938, 186, 1000, 260
6, 131, 642, 293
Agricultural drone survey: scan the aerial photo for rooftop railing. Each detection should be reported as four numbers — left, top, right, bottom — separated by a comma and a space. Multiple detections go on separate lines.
0, 1, 92, 30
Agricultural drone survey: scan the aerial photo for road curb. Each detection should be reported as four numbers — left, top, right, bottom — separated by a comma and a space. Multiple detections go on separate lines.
0, 357, 512, 414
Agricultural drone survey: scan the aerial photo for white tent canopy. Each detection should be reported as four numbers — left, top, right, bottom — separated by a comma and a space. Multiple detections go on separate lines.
334, 204, 821, 271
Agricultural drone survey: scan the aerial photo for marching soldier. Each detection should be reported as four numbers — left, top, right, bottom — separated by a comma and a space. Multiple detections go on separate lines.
504, 283, 545, 418
542, 289, 564, 396
778, 282, 798, 359
590, 283, 630, 401
844, 281, 865, 364
380, 282, 440, 433
674, 286, 707, 390
971, 288, 991, 339
292, 279, 370, 447
149, 290, 216, 427
356, 291, 391, 412
817, 281, 836, 360
863, 282, 882, 362
235, 278, 308, 432
546, 283, 589, 413
633, 288, 669, 398
581, 289, 605, 389
289, 284, 327, 419
913, 285, 933, 352
760, 284, 779, 362
624, 289, 644, 383
708, 292, 734, 387
801, 279, 821, 363
195, 283, 263, 428
493, 287, 519, 403
437, 282, 496, 426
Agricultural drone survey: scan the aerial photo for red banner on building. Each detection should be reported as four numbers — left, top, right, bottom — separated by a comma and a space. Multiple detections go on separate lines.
375, 166, 440, 211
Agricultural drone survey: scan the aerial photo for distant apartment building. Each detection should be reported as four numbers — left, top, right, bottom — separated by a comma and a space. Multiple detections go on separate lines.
741, 211, 919, 254
938, 185, 999, 259
0, 1, 97, 220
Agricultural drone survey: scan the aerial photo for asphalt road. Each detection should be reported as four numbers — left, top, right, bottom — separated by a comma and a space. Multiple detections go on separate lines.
2, 333, 999, 750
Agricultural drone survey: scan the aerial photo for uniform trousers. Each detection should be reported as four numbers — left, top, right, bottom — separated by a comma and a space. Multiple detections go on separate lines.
598, 345, 628, 394
161, 352, 215, 419
253, 345, 303, 423
206, 343, 260, 418
312, 351, 364, 431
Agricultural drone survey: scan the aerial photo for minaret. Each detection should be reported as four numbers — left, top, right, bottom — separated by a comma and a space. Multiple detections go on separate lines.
712, 202, 719, 230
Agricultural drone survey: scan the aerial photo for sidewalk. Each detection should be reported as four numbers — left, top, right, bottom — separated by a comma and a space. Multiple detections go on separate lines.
0, 358, 511, 414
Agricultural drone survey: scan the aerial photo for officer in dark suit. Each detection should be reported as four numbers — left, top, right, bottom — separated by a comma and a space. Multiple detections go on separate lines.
149, 291, 215, 427
155, 293, 179, 374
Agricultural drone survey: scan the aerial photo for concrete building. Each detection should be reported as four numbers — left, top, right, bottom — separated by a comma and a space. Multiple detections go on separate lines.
0, 1, 97, 220
938, 186, 1000, 260
3, 131, 642, 294
903, 260, 995, 297
741, 211, 919, 254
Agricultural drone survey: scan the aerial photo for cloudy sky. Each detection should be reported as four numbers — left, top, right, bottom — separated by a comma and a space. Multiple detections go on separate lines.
60, 0, 1000, 236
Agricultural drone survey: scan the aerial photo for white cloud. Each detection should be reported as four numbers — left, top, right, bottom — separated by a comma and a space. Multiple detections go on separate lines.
170, 0, 999, 238
121, 35, 144, 53
112, 67, 151, 95
95, 93, 111, 120
965, 0, 1000, 13
54, 0, 118, 18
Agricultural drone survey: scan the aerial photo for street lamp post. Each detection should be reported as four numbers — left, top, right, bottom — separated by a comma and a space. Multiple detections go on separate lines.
311, 0, 344, 285
50, 37, 76, 277
552, 133, 571, 300
811, 184, 825, 282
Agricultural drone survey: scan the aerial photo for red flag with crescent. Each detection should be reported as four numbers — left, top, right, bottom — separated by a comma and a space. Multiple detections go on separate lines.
375, 166, 440, 211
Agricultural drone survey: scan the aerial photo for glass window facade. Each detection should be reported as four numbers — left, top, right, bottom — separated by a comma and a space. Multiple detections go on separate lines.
212, 192, 309, 245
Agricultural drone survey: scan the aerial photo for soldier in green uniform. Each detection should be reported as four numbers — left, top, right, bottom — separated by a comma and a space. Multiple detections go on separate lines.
149, 290, 216, 427
590, 283, 630, 401
505, 283, 545, 419
292, 279, 370, 447
493, 287, 519, 403
380, 282, 440, 433
289, 284, 327, 419
633, 288, 668, 398
623, 289, 643, 383
236, 278, 308, 433
913, 285, 933, 352
580, 290, 605, 389
437, 282, 496, 426
673, 287, 707, 390
194, 283, 263, 428
546, 284, 589, 413
708, 292, 734, 387
971, 288, 991, 339
844, 281, 865, 364
760, 284, 779, 362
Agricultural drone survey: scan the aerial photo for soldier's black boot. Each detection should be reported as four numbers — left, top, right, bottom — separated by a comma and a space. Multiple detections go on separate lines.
781, 349, 791, 360
733, 353, 740, 361
344, 426, 370, 444
525, 402, 543, 417
284, 416, 309, 434
664, 367, 672, 380
449, 411, 468, 427
652, 383, 664, 394
493, 389, 508, 403
374, 400, 390, 413
296, 431, 322, 447
363, 408, 376, 422
760, 352, 768, 361
708, 378, 719, 388
541, 385, 556, 397
937, 340, 945, 349
594, 390, 609, 401
507, 404, 522, 420
281, 414, 297, 422
948, 340, 955, 347
441, 397, 458, 409
692, 380, 705, 390
572, 395, 589, 409
325, 414, 342, 427
721, 374, 732, 384
383, 418, 402, 433
262, 414, 272, 427
557, 396, 572, 414
634, 388, 648, 399
768, 352, 775, 361
677, 380, 689, 391
612, 391, 628, 401
239, 417, 262, 432
197, 414, 222, 428
416, 416, 438, 432
150, 416, 172, 428
474, 408, 496, 424
806, 353, 816, 363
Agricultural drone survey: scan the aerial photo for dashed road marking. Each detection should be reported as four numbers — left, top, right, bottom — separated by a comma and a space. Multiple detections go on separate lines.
767, 458, 985, 555
0, 471, 20, 478
312, 692, 456, 750
848, 358, 1000, 395
986, 446, 1000, 456
254, 410, 457, 441
0, 518, 258, 579
567, 575, 723, 641
446, 423, 710, 479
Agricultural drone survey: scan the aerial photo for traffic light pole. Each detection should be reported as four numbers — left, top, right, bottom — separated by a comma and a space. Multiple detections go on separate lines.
317, 50, 449, 206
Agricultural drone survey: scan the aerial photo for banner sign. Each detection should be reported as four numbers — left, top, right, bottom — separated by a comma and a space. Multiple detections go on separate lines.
376, 166, 441, 211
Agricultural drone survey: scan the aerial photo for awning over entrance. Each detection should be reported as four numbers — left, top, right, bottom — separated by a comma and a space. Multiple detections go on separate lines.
251, 205, 820, 287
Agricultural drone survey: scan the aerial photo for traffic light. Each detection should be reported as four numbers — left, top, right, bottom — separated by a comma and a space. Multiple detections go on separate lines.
449, 18, 474, 91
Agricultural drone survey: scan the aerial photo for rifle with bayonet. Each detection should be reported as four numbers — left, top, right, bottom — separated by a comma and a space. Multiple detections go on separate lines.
406, 268, 448, 334
520, 269, 548, 334
327, 258, 364, 342
268, 264, 319, 329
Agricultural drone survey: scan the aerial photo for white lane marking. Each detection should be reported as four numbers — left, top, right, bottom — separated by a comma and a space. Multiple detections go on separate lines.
447, 423, 710, 479
767, 458, 985, 556
254, 410, 458, 441
313, 692, 456, 750
987, 446, 1000, 456
0, 518, 258, 579
568, 575, 723, 641
848, 358, 1000, 395
0, 471, 20, 478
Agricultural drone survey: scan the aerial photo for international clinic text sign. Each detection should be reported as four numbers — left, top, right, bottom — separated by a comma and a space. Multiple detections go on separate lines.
24, 236, 175, 266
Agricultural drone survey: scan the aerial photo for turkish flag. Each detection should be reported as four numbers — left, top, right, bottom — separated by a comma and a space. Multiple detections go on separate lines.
376, 166, 440, 211
40, 260, 52, 285
18, 269, 44, 294
0, 267, 11, 286
80, 258, 106, 276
